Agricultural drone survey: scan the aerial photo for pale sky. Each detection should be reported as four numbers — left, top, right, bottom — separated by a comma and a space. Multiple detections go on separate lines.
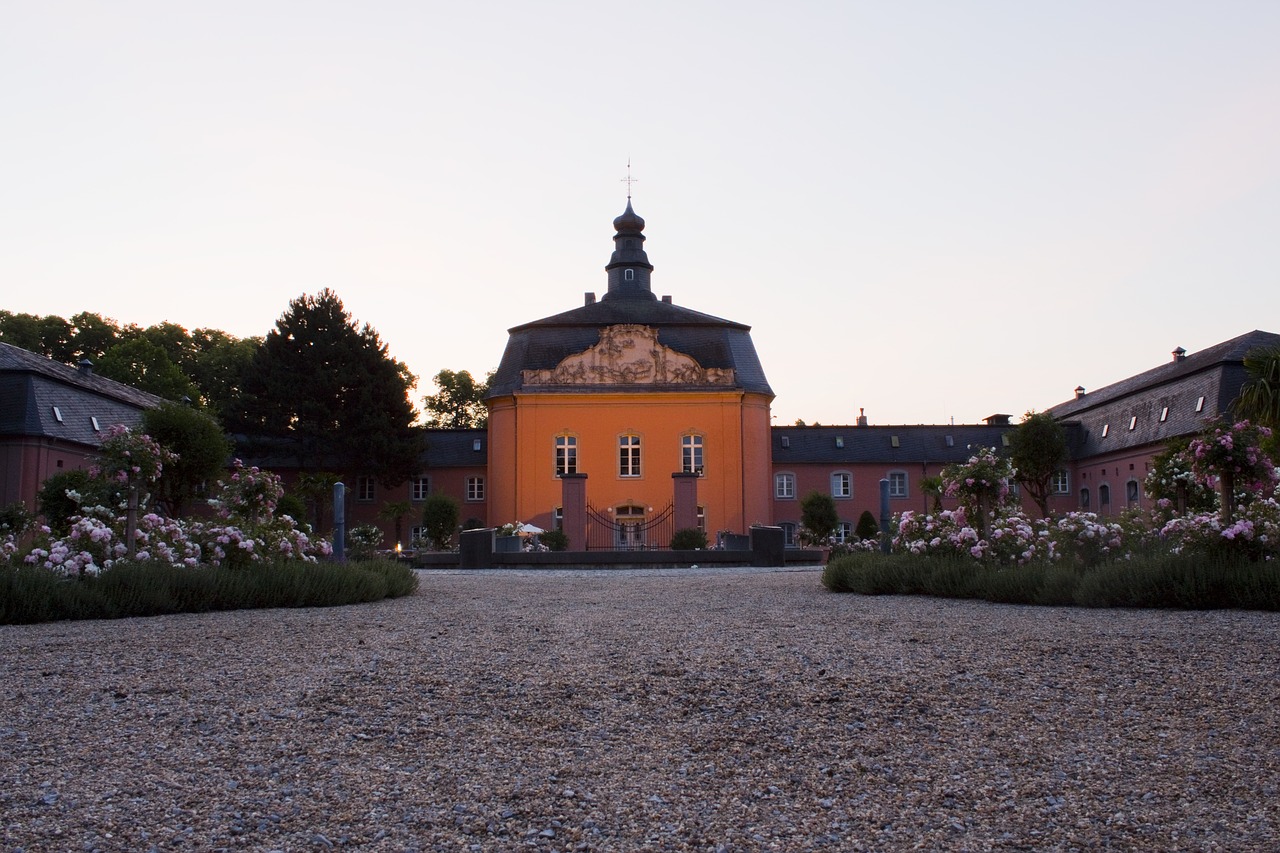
3, 1, 1278, 427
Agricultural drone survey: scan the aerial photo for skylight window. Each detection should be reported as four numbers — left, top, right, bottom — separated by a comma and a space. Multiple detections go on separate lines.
52, 406, 63, 423
91, 417, 100, 431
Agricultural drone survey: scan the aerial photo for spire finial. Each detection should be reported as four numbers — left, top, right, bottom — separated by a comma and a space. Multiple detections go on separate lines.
620, 158, 638, 200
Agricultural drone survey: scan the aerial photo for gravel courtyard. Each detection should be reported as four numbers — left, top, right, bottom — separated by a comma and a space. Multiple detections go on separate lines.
2, 567, 1277, 852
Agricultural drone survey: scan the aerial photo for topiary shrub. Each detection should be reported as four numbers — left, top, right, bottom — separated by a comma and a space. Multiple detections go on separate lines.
422, 494, 460, 550
855, 510, 879, 540
799, 491, 839, 545
670, 527, 708, 550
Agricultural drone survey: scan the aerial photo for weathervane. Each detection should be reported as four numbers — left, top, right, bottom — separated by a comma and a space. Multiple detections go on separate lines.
620, 159, 638, 199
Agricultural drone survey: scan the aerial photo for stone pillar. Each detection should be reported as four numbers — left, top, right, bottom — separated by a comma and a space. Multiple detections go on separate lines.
561, 473, 588, 551
672, 472, 699, 533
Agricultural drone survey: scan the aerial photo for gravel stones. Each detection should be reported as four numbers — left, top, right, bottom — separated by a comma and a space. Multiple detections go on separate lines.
1, 567, 1277, 851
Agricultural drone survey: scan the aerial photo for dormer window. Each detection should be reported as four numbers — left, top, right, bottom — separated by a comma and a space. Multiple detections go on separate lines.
473, 438, 482, 452
624, 269, 635, 281
835, 436, 844, 448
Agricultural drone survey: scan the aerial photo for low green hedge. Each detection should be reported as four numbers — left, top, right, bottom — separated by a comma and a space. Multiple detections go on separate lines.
821, 550, 1280, 610
1, 558, 419, 625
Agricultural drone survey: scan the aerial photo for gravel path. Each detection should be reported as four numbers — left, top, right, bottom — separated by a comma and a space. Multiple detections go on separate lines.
2, 567, 1277, 852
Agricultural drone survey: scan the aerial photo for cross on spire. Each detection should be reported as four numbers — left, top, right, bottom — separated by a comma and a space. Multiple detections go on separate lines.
620, 159, 638, 199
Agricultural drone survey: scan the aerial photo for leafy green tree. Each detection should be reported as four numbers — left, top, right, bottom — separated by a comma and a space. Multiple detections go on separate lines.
0, 311, 75, 361
421, 493, 460, 550
799, 491, 839, 545
36, 469, 98, 535
141, 402, 234, 517
189, 330, 259, 422
96, 338, 201, 402
422, 369, 492, 428
67, 311, 126, 362
235, 289, 426, 487
1007, 411, 1068, 518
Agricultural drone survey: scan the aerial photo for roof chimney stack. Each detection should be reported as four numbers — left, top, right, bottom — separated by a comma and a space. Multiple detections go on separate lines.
78, 358, 94, 376
1172, 346, 1186, 362
584, 292, 596, 305
857, 407, 868, 427
1075, 385, 1086, 399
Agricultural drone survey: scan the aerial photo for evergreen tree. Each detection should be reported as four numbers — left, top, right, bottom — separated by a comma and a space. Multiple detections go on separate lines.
235, 289, 425, 487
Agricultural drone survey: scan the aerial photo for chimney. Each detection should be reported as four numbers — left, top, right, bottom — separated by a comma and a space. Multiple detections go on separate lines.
78, 358, 94, 376
1075, 385, 1086, 399
584, 292, 596, 305
1172, 346, 1186, 362
856, 407, 868, 427
661, 295, 672, 303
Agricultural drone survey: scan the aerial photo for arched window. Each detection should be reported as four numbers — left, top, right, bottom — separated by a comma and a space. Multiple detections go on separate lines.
1126, 479, 1140, 504
1080, 487, 1090, 509
1099, 483, 1111, 507
624, 268, 635, 281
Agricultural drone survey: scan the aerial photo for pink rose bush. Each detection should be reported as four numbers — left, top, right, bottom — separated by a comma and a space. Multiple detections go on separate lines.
10, 456, 330, 576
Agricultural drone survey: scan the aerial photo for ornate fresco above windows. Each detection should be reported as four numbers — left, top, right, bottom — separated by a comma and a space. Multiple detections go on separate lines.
522, 325, 735, 387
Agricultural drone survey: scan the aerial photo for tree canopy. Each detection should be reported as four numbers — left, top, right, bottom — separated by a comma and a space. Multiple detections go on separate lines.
235, 289, 425, 487
422, 369, 492, 428
141, 403, 235, 517
1008, 411, 1069, 517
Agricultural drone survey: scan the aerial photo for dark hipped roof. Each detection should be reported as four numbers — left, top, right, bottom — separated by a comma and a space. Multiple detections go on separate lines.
772, 424, 1015, 465
487, 201, 773, 398
0, 342, 163, 446
1046, 329, 1280, 457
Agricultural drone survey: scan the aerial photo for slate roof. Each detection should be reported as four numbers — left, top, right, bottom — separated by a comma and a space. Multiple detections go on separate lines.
0, 342, 163, 447
487, 202, 773, 398
423, 429, 487, 467
771, 424, 1015, 465
1045, 330, 1280, 458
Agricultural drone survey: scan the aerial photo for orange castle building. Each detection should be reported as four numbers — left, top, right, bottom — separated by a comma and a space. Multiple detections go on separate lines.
484, 199, 775, 546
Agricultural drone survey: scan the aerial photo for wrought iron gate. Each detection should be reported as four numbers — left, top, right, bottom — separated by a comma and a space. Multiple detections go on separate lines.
585, 502, 675, 551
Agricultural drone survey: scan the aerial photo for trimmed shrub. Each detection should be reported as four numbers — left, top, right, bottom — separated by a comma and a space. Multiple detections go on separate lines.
540, 528, 569, 551
1, 557, 418, 625
670, 528, 709, 550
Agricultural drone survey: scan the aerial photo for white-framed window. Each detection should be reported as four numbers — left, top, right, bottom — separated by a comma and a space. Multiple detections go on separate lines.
888, 470, 908, 499
624, 268, 635, 281
682, 434, 704, 475
1102, 424, 1109, 437
1051, 470, 1069, 495
356, 476, 375, 502
410, 476, 430, 502
555, 435, 578, 477
1196, 396, 1205, 413
836, 521, 853, 543
410, 525, 426, 546
831, 471, 852, 499
619, 434, 641, 477
466, 477, 485, 501
553, 506, 563, 530
697, 505, 706, 532
775, 472, 796, 499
